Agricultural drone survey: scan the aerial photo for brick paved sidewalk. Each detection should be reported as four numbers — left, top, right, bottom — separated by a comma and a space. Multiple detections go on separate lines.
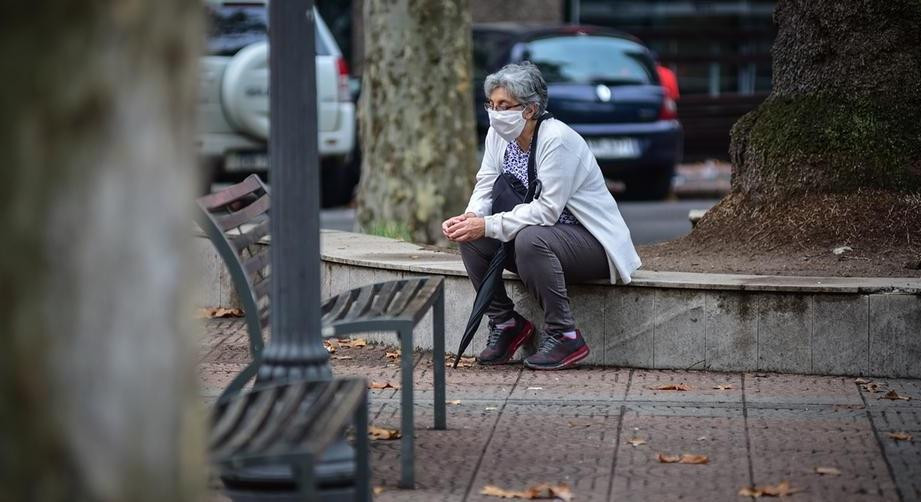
200, 319, 921, 502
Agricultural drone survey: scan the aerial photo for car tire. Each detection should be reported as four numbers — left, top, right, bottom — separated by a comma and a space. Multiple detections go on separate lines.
320, 157, 360, 208
622, 164, 675, 201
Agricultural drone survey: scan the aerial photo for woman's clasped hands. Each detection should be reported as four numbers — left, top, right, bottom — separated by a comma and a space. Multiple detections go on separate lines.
442, 212, 485, 242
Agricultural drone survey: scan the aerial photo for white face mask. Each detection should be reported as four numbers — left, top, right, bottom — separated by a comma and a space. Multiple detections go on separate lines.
487, 108, 527, 144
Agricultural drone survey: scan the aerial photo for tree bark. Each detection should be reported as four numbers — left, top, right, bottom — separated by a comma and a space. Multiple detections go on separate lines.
0, 2, 204, 501
358, 0, 477, 244
729, 0, 921, 199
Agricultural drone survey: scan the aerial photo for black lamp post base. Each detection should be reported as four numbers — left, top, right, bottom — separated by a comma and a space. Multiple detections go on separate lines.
220, 441, 357, 500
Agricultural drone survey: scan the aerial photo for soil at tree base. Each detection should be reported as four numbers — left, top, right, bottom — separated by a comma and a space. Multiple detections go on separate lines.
639, 190, 921, 277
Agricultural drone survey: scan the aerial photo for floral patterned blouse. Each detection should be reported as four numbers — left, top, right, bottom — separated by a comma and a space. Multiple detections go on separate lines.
503, 141, 581, 225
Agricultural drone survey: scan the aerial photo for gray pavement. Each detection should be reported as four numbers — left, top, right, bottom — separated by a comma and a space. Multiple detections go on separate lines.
201, 319, 921, 502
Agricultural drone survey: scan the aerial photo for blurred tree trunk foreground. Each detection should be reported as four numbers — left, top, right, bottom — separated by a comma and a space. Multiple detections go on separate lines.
0, 3, 204, 501
358, 0, 477, 244
691, 0, 921, 253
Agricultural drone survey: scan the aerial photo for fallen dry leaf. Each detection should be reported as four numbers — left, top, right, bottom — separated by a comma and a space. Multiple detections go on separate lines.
657, 453, 709, 464
447, 355, 477, 368
713, 384, 734, 390
333, 355, 353, 360
196, 307, 244, 319
657, 453, 681, 463
862, 382, 883, 393
815, 466, 841, 476
626, 438, 647, 447
447, 399, 462, 405
854, 378, 872, 384
368, 381, 400, 390
351, 338, 368, 348
739, 480, 801, 498
881, 389, 911, 401
651, 383, 690, 391
480, 483, 573, 501
368, 426, 401, 440
679, 454, 709, 464
385, 351, 401, 359
373, 486, 385, 495
887, 432, 913, 441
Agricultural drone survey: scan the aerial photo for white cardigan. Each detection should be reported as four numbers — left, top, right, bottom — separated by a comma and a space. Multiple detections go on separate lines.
464, 118, 642, 284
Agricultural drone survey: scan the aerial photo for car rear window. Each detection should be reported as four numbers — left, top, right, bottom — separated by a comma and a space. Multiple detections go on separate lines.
205, 4, 330, 56
524, 35, 657, 86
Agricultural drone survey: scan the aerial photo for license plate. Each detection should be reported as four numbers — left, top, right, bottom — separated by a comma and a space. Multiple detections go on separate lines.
586, 138, 641, 160
225, 151, 269, 172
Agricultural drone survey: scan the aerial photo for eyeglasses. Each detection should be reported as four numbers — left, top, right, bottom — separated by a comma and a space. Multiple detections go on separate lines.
484, 102, 526, 112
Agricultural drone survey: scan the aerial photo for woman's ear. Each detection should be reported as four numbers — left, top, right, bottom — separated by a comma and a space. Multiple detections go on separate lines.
524, 104, 537, 120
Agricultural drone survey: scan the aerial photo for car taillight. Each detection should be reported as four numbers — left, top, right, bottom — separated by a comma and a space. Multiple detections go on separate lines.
336, 57, 351, 102
659, 97, 678, 120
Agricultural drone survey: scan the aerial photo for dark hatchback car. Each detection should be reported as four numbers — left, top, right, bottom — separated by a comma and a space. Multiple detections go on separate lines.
473, 24, 683, 199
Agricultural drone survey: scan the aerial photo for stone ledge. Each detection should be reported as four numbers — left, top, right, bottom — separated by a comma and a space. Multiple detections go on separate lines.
319, 230, 921, 294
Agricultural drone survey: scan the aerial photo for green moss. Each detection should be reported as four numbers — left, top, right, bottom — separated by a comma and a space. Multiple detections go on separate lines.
744, 94, 921, 194
365, 220, 413, 242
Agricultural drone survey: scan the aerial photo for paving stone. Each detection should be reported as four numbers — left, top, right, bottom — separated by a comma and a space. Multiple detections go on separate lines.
747, 406, 899, 501
468, 403, 621, 502
627, 370, 742, 404
509, 366, 628, 402
653, 289, 706, 369
867, 408, 921, 500
705, 291, 757, 372
370, 401, 498, 502
198, 362, 248, 397
813, 294, 870, 376
869, 294, 921, 378
757, 293, 812, 373
412, 361, 520, 402
744, 373, 863, 406
605, 288, 655, 368
610, 406, 749, 502
859, 378, 921, 409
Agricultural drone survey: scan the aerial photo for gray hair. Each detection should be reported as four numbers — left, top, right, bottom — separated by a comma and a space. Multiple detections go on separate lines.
484, 61, 548, 115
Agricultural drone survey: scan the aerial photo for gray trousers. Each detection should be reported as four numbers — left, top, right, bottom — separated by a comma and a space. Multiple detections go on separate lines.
459, 224, 610, 334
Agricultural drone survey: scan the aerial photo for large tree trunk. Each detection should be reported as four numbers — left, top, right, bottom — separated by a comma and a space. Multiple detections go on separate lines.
358, 0, 477, 244
647, 0, 921, 276
730, 0, 921, 198
0, 2, 204, 500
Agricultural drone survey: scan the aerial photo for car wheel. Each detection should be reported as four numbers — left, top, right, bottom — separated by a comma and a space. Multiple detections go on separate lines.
320, 157, 360, 208
622, 165, 675, 201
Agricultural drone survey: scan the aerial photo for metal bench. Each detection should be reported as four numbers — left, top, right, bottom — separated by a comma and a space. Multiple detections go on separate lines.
210, 377, 370, 501
196, 174, 447, 489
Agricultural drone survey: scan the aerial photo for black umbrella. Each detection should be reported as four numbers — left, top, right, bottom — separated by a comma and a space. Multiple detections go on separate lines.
452, 242, 512, 368
452, 113, 551, 368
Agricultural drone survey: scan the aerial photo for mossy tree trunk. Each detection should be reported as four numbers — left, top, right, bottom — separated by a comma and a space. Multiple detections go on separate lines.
358, 0, 477, 244
729, 0, 921, 199
684, 0, 921, 265
0, 2, 204, 501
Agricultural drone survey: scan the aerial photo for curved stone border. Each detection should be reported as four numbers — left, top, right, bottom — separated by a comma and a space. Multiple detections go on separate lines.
194, 230, 921, 378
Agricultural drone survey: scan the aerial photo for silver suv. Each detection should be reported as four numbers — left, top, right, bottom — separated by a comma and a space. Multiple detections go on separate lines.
199, 1, 357, 206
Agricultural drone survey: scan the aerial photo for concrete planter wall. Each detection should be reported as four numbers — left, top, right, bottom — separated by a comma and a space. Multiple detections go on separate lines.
195, 230, 921, 378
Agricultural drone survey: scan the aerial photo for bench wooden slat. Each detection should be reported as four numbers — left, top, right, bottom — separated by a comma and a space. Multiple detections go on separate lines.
343, 284, 378, 320
384, 279, 425, 318
398, 278, 442, 321
244, 250, 271, 278
321, 289, 355, 323
360, 280, 401, 319
288, 380, 365, 456
276, 381, 340, 448
245, 381, 311, 453
213, 387, 279, 458
209, 391, 253, 449
254, 276, 270, 301
197, 175, 263, 211
229, 220, 271, 252
216, 193, 270, 231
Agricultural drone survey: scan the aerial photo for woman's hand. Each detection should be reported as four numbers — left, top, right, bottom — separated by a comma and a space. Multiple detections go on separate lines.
446, 216, 485, 242
442, 212, 476, 240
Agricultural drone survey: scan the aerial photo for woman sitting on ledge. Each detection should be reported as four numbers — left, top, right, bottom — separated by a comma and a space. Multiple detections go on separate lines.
442, 62, 641, 370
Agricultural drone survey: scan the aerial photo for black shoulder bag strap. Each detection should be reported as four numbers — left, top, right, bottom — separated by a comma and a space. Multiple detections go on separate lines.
524, 112, 553, 202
